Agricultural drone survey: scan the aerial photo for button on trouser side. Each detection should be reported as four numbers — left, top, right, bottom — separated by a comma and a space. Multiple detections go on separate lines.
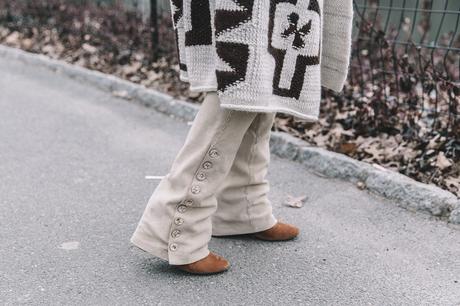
130, 91, 265, 265
212, 112, 278, 236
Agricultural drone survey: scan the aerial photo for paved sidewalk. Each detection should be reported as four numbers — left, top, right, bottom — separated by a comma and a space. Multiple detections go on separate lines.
1, 57, 459, 305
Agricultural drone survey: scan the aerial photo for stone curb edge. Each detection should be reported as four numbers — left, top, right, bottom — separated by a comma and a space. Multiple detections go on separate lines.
2, 44, 459, 225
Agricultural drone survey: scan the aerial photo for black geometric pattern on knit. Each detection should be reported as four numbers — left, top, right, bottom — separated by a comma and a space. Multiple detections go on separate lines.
215, 42, 250, 92
215, 0, 254, 92
307, 0, 321, 15
171, 0, 187, 71
281, 13, 312, 50
185, 0, 213, 46
214, 0, 254, 37
268, 0, 321, 100
171, 0, 183, 24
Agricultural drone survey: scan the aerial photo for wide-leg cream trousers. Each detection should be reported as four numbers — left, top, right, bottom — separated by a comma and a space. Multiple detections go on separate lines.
130, 91, 277, 265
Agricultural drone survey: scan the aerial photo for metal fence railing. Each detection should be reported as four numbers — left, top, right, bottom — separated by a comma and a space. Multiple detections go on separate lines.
350, 0, 460, 140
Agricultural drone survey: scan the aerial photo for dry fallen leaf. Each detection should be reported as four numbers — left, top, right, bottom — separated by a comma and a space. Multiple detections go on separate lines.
284, 194, 308, 208
82, 42, 97, 54
372, 163, 388, 172
340, 142, 358, 154
21, 38, 33, 49
5, 31, 20, 45
436, 152, 452, 171
112, 90, 131, 100
120, 61, 143, 76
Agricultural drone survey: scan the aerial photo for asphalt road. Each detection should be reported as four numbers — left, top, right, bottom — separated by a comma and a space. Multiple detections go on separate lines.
1, 57, 459, 306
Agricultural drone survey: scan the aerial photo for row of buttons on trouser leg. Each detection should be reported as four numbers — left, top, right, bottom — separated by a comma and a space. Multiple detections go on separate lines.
168, 148, 220, 253
169, 198, 193, 251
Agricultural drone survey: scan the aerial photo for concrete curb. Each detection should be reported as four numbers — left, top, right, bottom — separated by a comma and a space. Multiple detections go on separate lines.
2, 44, 459, 225
269, 132, 460, 224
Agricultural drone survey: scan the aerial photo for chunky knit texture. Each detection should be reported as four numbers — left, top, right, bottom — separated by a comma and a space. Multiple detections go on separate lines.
169, 0, 353, 121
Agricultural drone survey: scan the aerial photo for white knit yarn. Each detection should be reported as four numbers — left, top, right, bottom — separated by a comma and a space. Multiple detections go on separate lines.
170, 0, 354, 122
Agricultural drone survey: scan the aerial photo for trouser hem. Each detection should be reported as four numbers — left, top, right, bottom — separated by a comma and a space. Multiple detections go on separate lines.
130, 232, 169, 262
130, 231, 211, 265
212, 214, 278, 236
168, 247, 211, 266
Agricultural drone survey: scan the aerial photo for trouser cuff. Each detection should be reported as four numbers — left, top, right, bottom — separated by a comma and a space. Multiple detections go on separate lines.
130, 230, 211, 265
130, 231, 169, 262
212, 214, 277, 236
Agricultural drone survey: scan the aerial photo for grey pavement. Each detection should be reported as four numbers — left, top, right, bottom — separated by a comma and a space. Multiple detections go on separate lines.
0, 57, 459, 306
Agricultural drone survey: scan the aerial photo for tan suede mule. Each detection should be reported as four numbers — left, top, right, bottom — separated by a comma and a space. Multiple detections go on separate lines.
253, 222, 300, 241
174, 252, 230, 275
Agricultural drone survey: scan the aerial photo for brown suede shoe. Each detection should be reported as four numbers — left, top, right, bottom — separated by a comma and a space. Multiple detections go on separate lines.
253, 222, 299, 241
174, 252, 230, 275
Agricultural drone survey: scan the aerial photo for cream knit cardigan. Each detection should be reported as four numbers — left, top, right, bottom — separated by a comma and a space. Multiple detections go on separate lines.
169, 0, 354, 121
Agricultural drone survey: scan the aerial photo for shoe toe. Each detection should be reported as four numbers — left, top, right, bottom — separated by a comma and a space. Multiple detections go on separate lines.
175, 252, 230, 275
254, 222, 300, 241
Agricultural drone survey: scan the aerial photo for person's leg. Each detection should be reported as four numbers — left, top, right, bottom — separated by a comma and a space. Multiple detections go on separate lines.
130, 91, 258, 266
212, 111, 300, 241
212, 112, 278, 236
